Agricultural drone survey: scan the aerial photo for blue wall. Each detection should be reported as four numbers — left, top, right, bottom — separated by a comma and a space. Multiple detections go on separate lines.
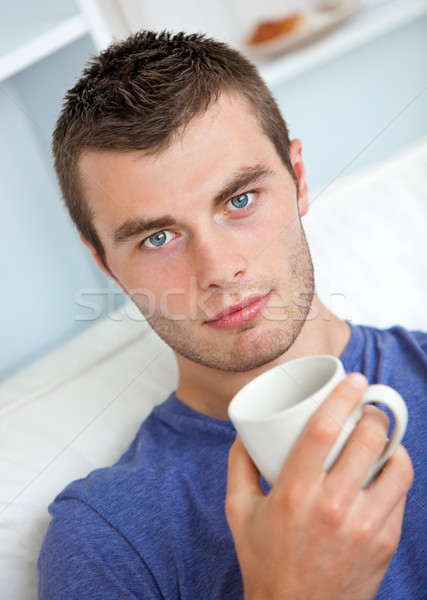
0, 36, 119, 382
270, 16, 427, 192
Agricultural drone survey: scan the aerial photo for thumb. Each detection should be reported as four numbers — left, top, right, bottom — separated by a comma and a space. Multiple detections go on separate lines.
226, 436, 263, 525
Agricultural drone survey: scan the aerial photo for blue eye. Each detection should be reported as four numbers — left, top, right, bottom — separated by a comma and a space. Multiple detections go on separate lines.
142, 230, 174, 249
227, 192, 254, 211
149, 231, 166, 246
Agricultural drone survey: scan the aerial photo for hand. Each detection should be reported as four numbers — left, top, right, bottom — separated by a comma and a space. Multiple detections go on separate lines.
226, 373, 414, 600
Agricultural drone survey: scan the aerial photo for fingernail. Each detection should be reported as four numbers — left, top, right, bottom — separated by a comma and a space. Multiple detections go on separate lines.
346, 372, 367, 389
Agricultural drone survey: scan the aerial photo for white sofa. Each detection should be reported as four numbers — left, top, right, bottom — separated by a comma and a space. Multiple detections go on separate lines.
1, 139, 426, 598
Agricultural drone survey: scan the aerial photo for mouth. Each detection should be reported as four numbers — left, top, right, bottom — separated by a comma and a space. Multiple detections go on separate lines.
205, 292, 271, 331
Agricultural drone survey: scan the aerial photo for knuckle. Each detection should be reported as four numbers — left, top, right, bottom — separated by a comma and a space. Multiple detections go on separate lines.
367, 525, 401, 565
272, 487, 296, 515
378, 529, 400, 558
360, 515, 375, 537
272, 481, 305, 518
318, 495, 347, 528
352, 515, 376, 546
308, 414, 338, 445
353, 520, 398, 563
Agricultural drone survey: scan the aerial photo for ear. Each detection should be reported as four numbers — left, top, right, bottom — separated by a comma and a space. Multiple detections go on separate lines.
80, 235, 128, 295
80, 235, 112, 277
289, 139, 309, 217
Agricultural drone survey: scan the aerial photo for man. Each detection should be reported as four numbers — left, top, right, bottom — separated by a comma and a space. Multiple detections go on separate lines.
38, 31, 425, 599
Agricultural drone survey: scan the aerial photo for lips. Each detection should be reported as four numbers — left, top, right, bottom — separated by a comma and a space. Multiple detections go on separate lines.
205, 293, 271, 330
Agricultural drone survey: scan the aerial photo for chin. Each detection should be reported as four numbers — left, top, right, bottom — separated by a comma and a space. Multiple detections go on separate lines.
175, 326, 301, 373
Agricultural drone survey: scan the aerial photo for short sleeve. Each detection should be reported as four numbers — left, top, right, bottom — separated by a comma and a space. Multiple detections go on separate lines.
38, 497, 163, 600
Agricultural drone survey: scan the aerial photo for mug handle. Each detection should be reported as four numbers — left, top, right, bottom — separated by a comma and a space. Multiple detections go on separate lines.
324, 384, 408, 489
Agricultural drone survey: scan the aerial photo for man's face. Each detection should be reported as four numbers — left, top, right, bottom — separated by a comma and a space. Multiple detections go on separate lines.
79, 94, 314, 372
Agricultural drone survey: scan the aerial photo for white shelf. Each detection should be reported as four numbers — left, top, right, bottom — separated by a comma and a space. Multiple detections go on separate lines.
0, 13, 89, 82
258, 0, 427, 87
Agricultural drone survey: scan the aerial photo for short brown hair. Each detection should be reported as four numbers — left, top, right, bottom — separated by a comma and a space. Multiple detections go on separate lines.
53, 30, 296, 267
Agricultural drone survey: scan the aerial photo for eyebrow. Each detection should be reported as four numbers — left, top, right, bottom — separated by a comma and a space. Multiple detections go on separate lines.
112, 216, 176, 248
212, 164, 274, 207
111, 163, 274, 248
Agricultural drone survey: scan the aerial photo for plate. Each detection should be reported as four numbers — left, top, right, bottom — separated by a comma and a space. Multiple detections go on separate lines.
245, 0, 364, 59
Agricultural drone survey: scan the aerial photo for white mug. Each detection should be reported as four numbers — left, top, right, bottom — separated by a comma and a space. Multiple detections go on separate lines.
228, 355, 408, 488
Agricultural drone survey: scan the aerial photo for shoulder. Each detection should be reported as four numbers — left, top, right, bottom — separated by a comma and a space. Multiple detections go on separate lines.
38, 496, 162, 599
347, 323, 427, 368
342, 324, 427, 420
38, 408, 179, 598
356, 323, 427, 348
409, 328, 427, 352
369, 325, 427, 374
38, 398, 234, 598
382, 324, 427, 348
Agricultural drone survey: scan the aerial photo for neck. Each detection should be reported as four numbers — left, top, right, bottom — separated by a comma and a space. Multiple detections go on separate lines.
174, 297, 351, 420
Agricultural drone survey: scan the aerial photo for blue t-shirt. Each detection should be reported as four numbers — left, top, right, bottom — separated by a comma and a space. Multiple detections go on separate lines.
38, 325, 427, 599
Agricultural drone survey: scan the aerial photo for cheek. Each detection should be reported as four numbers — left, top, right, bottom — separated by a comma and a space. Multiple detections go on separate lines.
127, 261, 192, 309
250, 215, 303, 274
267, 204, 303, 249
248, 215, 292, 257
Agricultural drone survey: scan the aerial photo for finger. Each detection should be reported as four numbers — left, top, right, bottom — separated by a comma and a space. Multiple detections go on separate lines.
357, 494, 407, 571
226, 436, 262, 525
325, 405, 390, 499
364, 444, 414, 521
380, 494, 407, 553
277, 373, 369, 486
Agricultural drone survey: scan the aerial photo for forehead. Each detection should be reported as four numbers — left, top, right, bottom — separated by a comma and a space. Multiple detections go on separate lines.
78, 94, 280, 227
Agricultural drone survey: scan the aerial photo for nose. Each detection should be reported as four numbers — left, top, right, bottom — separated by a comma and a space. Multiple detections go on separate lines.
193, 226, 248, 290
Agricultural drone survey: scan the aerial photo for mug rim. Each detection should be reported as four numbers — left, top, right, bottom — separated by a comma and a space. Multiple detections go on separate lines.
228, 354, 343, 423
